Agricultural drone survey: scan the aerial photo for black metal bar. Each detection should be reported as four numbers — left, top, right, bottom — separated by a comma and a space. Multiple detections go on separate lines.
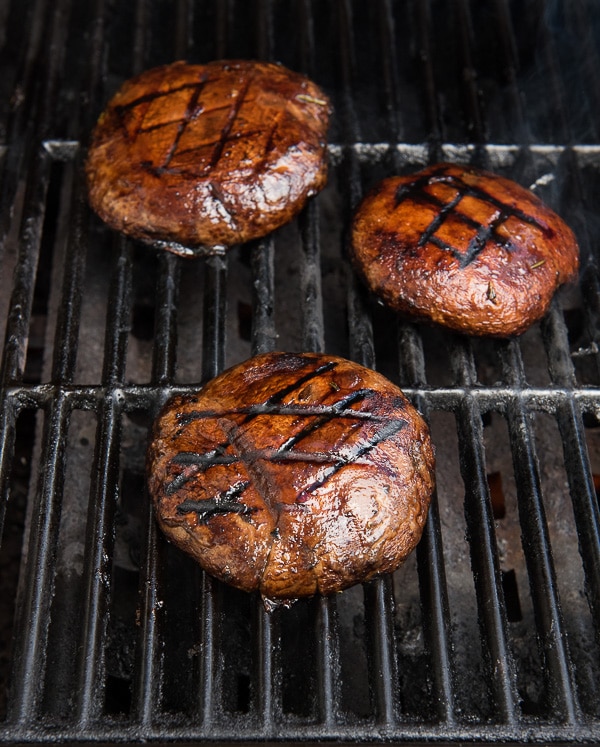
197, 571, 217, 726
500, 337, 579, 721
2, 717, 600, 744
490, 0, 528, 141
131, 508, 162, 726
0, 147, 51, 386
201, 252, 228, 382
504, 399, 579, 722
414, 0, 443, 159
452, 338, 518, 724
364, 575, 398, 725
503, 352, 579, 723
255, 0, 273, 61
196, 260, 228, 726
336, 0, 362, 145
314, 595, 340, 726
0, 0, 69, 258
255, 603, 276, 728
6, 378, 600, 416
295, 0, 315, 76
250, 237, 277, 355
75, 237, 133, 724
335, 3, 398, 723
398, 322, 457, 725
6, 394, 69, 723
540, 302, 600, 644
50, 158, 88, 385
247, 166, 278, 732
299, 200, 325, 354
454, 0, 486, 143
0, 393, 18, 542
555, 396, 600, 643
568, 1, 600, 140
376, 0, 403, 145
74, 404, 122, 725
151, 252, 180, 386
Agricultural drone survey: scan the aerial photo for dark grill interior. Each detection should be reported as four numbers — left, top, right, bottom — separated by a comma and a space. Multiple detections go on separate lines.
2, 0, 600, 743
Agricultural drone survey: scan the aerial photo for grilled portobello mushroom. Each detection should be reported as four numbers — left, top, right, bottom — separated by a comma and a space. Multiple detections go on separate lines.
86, 60, 331, 255
147, 352, 434, 609
350, 163, 579, 337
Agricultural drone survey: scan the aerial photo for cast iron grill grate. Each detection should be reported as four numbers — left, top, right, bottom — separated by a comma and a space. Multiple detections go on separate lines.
1, 0, 600, 743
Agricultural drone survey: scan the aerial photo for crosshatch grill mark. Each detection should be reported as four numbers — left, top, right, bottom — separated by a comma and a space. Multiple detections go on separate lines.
164, 361, 408, 515
113, 69, 266, 179
394, 166, 552, 268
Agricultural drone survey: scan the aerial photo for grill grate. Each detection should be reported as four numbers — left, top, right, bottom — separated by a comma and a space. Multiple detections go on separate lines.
2, 0, 600, 743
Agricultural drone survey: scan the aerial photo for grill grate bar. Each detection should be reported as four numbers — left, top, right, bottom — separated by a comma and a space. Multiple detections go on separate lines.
296, 4, 340, 717
0, 394, 18, 542
132, 207, 182, 724
530, 2, 571, 142
197, 573, 217, 726
364, 575, 398, 724
452, 339, 518, 723
295, 0, 316, 77
492, 0, 527, 142
4, 716, 600, 744
255, 0, 273, 63
456, 394, 518, 723
414, 0, 442, 158
454, 0, 486, 143
541, 300, 600, 643
0, 0, 70, 254
0, 149, 52, 386
75, 238, 133, 724
247, 240, 279, 730
570, 2, 600, 140
201, 253, 228, 381
6, 397, 68, 723
314, 596, 340, 726
376, 0, 404, 144
255, 603, 276, 727
556, 397, 600, 642
151, 252, 180, 386
6, 379, 600, 416
49, 160, 88, 385
250, 237, 277, 356
399, 322, 457, 724
501, 340, 579, 722
335, 0, 362, 145
299, 201, 325, 354
131, 504, 162, 726
336, 4, 399, 723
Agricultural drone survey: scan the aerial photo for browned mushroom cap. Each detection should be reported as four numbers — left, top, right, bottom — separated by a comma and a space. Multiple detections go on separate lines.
147, 352, 434, 608
86, 60, 332, 255
350, 163, 579, 337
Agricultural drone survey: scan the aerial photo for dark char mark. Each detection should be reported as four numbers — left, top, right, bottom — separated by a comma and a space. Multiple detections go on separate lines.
276, 388, 374, 453
178, 359, 337, 427
296, 416, 408, 503
177, 481, 252, 522
394, 166, 552, 267
203, 73, 253, 176
166, 360, 339, 496
161, 72, 209, 169
165, 390, 377, 490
